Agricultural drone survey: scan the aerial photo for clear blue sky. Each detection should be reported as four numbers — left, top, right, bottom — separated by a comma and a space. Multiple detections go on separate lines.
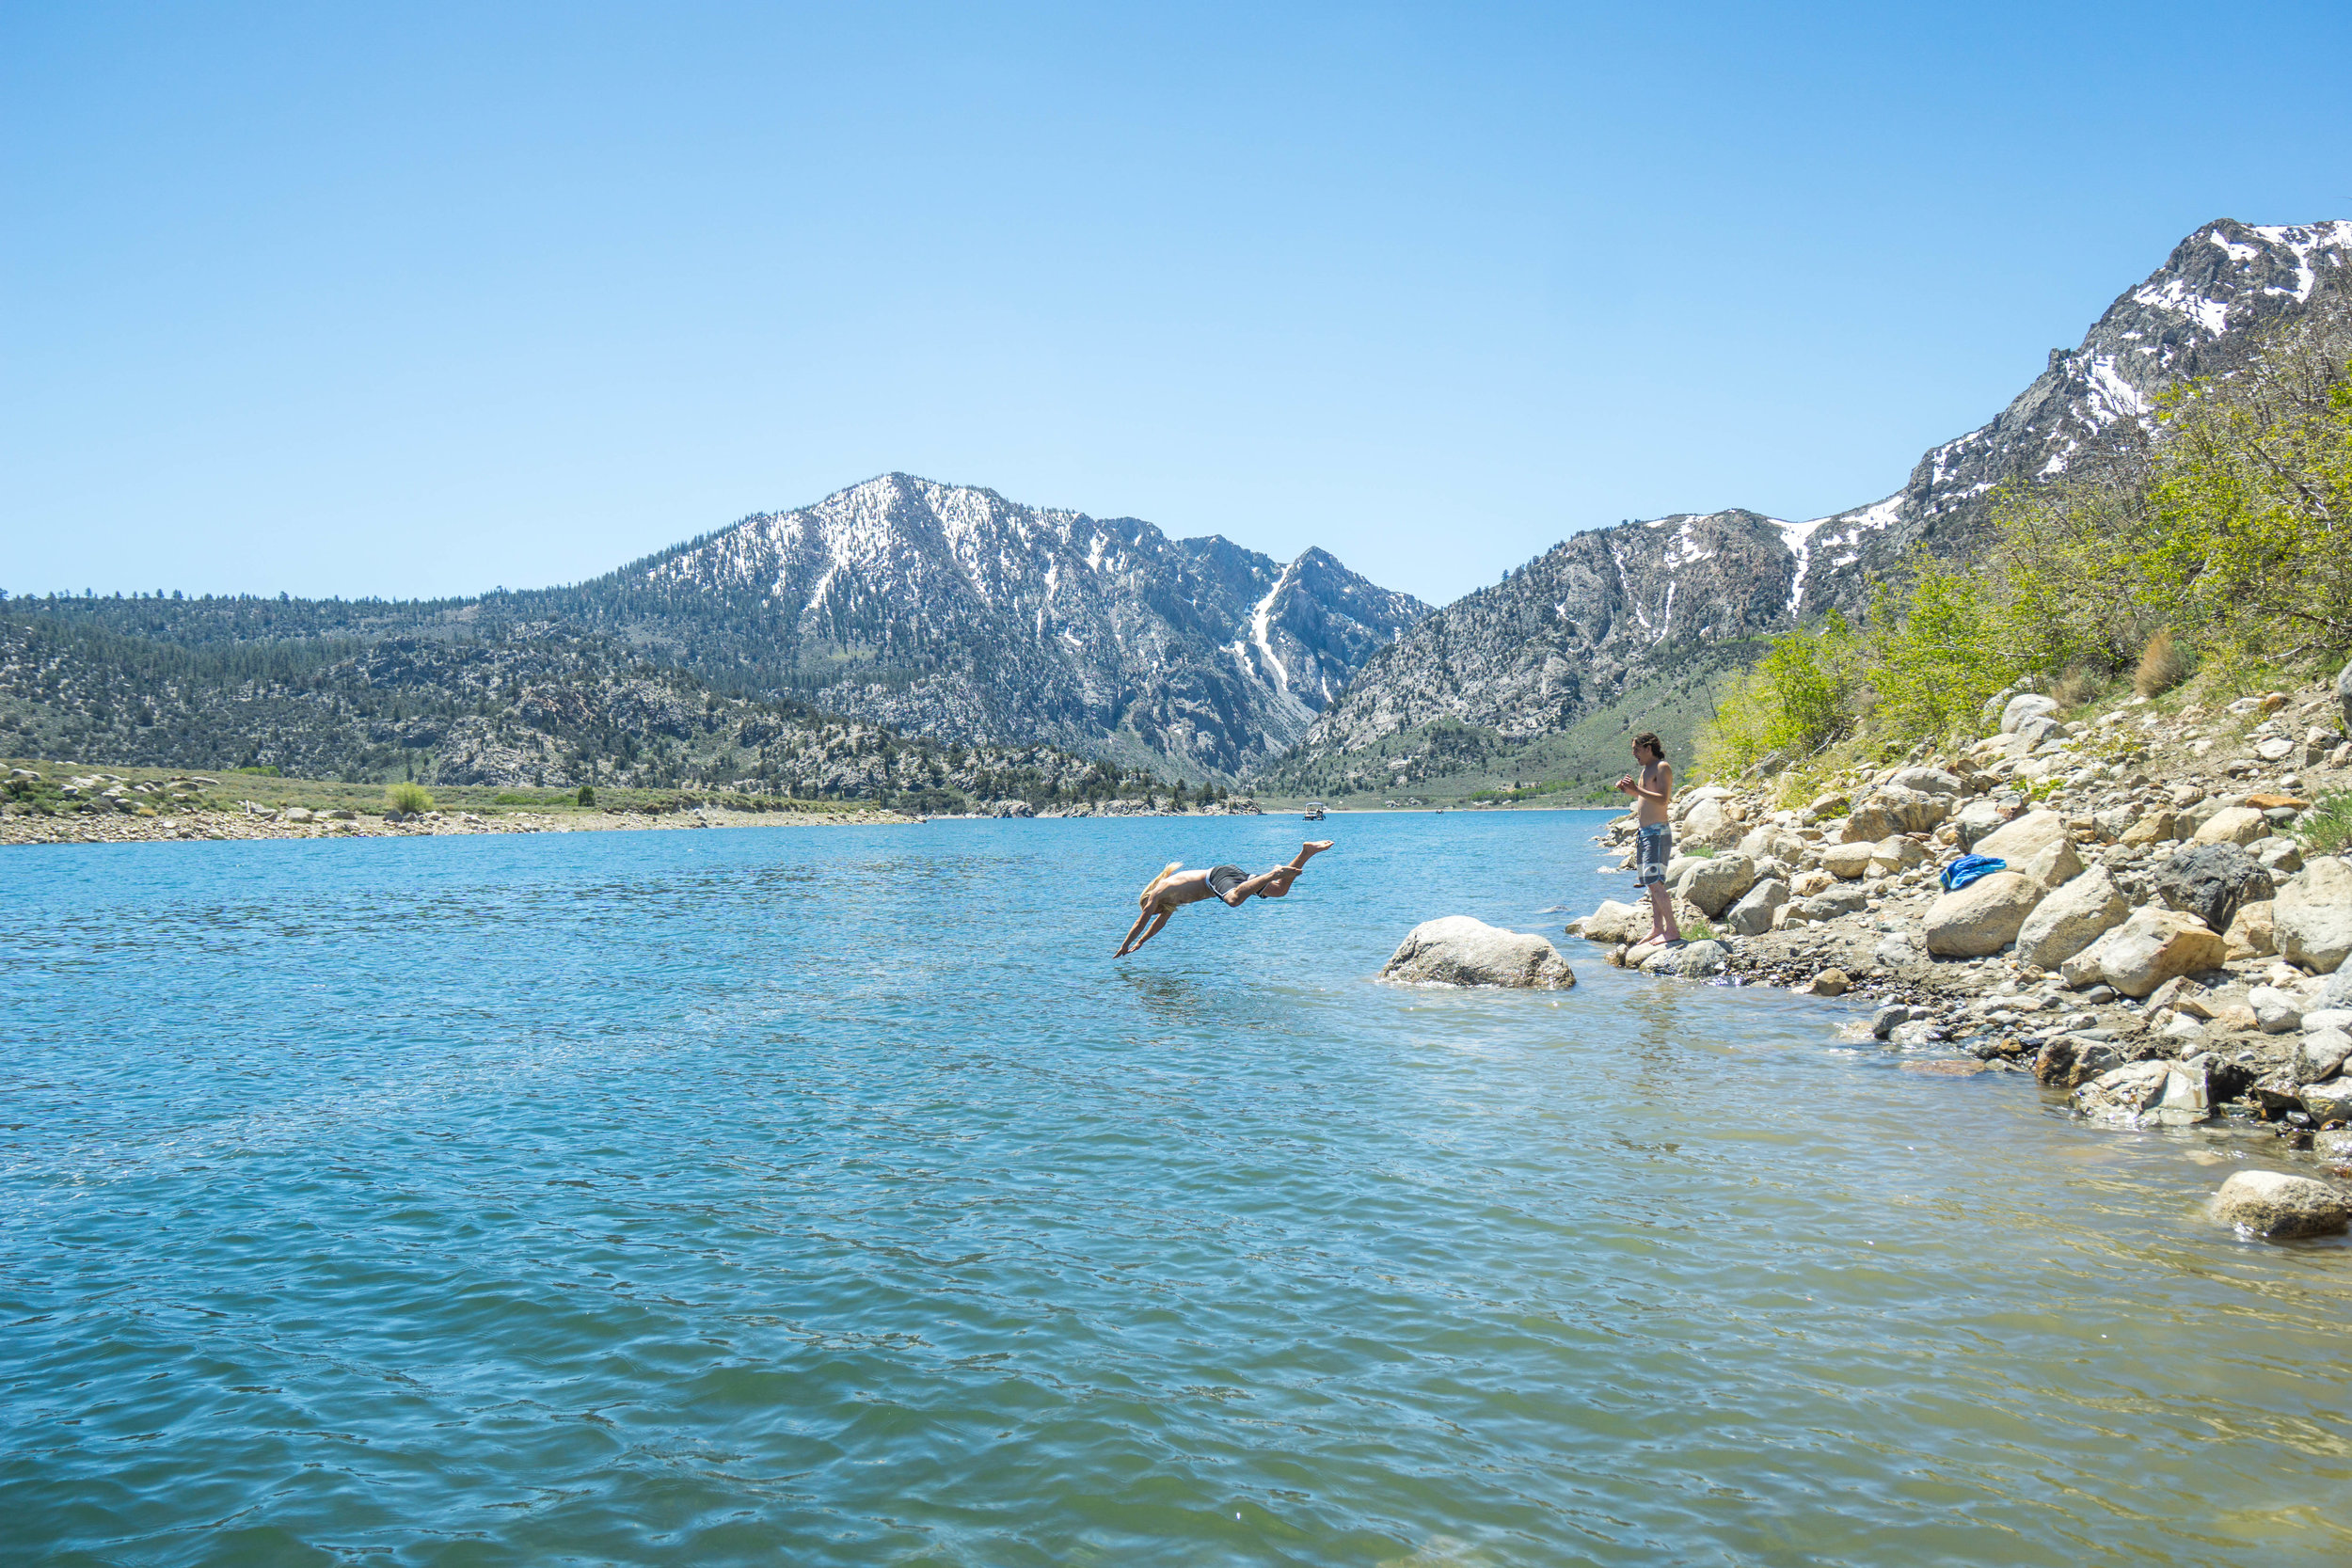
7, 2, 2348, 610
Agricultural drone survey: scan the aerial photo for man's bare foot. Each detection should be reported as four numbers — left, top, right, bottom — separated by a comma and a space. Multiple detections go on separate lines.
1303, 840, 1334, 853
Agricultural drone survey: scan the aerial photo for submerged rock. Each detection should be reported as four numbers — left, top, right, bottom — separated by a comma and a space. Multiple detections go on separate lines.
1641, 939, 1727, 977
2073, 1059, 2209, 1126
1380, 917, 1577, 990
2211, 1170, 2352, 1238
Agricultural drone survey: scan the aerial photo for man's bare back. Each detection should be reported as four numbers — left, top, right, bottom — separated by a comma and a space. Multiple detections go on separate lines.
1114, 840, 1334, 957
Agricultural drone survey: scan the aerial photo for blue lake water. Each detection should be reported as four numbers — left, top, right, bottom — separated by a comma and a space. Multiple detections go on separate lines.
4, 810, 2348, 1566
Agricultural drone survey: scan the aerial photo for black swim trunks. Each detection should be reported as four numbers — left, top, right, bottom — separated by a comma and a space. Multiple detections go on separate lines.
1205, 864, 1248, 900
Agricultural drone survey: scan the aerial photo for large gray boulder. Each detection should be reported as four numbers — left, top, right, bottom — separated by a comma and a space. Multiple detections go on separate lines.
2077, 908, 2229, 997
1675, 852, 1757, 917
2276, 858, 2352, 974
2000, 693, 2060, 734
1736, 825, 1808, 863
1974, 810, 2071, 868
2297, 1028, 2352, 1085
1923, 870, 2043, 957
1843, 787, 1948, 841
2153, 843, 2275, 934
1381, 917, 1577, 990
2014, 867, 2129, 970
1723, 878, 1789, 936
1952, 798, 2011, 849
1677, 795, 1744, 849
2339, 657, 2352, 732
2212, 1170, 2352, 1238
1889, 767, 1964, 795
1574, 899, 1649, 944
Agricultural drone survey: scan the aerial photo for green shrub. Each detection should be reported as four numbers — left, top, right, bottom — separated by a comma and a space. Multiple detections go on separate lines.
386, 781, 434, 815
577, 784, 596, 806
1861, 559, 2025, 748
1697, 611, 1868, 777
2298, 791, 2352, 855
234, 765, 280, 776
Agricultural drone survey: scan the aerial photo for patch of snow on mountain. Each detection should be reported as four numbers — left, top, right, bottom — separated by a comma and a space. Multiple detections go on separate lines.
1778, 498, 1893, 618
2209, 231, 2259, 263
2085, 356, 2149, 424
2133, 277, 2231, 335
1661, 518, 1713, 570
1248, 563, 1296, 692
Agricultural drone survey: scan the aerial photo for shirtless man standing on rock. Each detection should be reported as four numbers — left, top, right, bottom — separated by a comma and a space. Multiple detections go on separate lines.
1615, 733, 1681, 945
1115, 841, 1334, 957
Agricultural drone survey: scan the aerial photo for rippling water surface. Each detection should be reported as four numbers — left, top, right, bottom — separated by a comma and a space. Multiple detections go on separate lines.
4, 812, 2349, 1565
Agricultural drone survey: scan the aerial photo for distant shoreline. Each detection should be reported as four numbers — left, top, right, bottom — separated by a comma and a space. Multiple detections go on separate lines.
0, 802, 920, 848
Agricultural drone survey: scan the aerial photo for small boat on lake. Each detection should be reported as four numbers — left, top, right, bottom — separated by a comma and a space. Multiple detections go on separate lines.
1303, 801, 1326, 821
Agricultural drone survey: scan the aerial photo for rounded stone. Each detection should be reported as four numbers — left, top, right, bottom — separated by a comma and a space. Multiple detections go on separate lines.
2211, 1170, 2352, 1238
1381, 916, 1577, 990
1924, 871, 2044, 958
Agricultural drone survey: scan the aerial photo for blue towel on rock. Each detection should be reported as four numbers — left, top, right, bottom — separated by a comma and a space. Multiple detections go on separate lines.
1940, 854, 2008, 891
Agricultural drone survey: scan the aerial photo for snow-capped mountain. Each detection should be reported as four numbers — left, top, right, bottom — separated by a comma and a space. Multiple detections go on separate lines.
564, 473, 1426, 776
1283, 218, 2351, 781
1793, 217, 2352, 610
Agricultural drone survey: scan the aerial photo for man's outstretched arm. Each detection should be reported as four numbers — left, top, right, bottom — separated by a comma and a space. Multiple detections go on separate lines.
1115, 908, 1156, 955
1123, 910, 1172, 953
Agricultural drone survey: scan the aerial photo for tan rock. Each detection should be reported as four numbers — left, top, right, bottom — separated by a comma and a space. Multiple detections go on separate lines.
2010, 832, 2085, 892
2212, 1170, 2352, 1238
2194, 805, 2269, 847
2015, 868, 2128, 970
1869, 835, 1930, 874
1974, 810, 2069, 865
2120, 810, 2185, 847
1574, 900, 1649, 944
1677, 795, 1744, 849
1736, 825, 1807, 863
2085, 908, 2230, 998
2225, 899, 2278, 959
1842, 787, 1949, 841
1924, 871, 2043, 958
2276, 858, 2352, 974
1821, 841, 1876, 880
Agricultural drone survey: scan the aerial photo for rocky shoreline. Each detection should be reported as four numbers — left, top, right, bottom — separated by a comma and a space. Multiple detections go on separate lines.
1566, 673, 2352, 1236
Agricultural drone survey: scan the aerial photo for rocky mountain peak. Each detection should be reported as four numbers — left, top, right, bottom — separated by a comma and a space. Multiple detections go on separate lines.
1281, 217, 2350, 793
598, 474, 1426, 777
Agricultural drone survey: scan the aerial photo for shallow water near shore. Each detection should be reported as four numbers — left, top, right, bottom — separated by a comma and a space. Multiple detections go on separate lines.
4, 810, 2348, 1565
